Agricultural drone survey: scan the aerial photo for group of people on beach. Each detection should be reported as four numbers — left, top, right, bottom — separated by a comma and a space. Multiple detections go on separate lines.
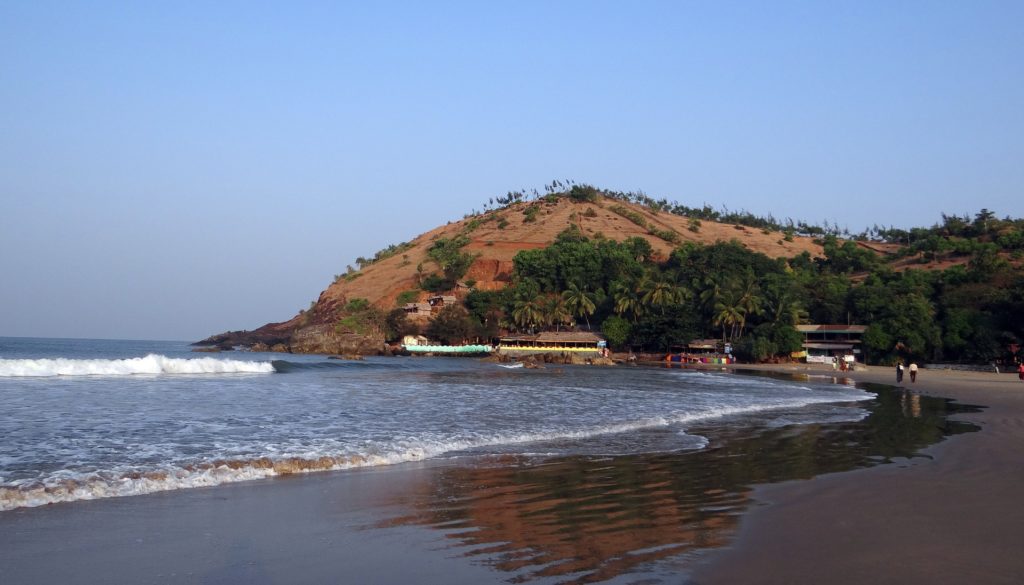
895, 361, 918, 384
830, 355, 853, 371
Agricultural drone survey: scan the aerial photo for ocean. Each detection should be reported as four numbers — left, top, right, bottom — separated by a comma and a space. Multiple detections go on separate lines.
0, 336, 878, 513
1, 337, 987, 583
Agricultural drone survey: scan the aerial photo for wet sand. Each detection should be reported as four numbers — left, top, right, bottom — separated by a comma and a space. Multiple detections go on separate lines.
1, 365, 1020, 584
690, 364, 1024, 584
0, 462, 502, 585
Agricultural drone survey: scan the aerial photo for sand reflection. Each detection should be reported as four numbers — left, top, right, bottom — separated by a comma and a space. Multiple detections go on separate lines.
384, 455, 743, 583
380, 385, 979, 584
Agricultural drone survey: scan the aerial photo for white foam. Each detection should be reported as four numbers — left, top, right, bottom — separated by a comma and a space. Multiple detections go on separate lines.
3, 388, 872, 512
0, 354, 275, 377
0, 450, 439, 511
0, 372, 873, 511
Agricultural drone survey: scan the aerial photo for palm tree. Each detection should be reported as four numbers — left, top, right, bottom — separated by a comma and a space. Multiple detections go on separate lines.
734, 270, 764, 337
713, 293, 743, 342
698, 274, 724, 314
512, 298, 543, 332
542, 295, 572, 331
640, 275, 684, 314
611, 280, 644, 322
765, 288, 806, 327
562, 283, 597, 329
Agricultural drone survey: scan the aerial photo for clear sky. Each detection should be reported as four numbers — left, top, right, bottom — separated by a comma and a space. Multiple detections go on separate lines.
1, 1, 1021, 341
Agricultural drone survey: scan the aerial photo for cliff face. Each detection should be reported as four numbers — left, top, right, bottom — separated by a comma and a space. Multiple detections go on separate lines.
288, 323, 385, 355
196, 196, 826, 353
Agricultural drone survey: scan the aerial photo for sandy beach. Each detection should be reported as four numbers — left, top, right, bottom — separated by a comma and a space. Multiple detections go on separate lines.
1, 364, 1021, 584
691, 364, 1024, 584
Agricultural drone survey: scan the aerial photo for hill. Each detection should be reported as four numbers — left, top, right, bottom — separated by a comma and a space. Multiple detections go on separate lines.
323, 196, 823, 307
197, 194, 824, 353
198, 190, 1023, 366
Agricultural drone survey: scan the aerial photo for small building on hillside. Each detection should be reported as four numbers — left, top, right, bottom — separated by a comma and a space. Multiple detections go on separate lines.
401, 334, 429, 347
497, 331, 606, 355
427, 295, 458, 313
403, 302, 432, 315
796, 324, 867, 363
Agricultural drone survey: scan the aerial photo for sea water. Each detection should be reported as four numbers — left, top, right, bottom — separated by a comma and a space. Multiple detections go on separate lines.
0, 337, 872, 512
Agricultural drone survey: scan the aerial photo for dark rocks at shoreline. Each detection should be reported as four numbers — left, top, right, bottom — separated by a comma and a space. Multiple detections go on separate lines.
483, 352, 615, 366
194, 319, 387, 356
250, 342, 291, 353
288, 323, 385, 355
194, 329, 292, 352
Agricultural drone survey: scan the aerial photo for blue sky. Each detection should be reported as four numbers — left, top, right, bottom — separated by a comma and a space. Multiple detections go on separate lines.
1, 1, 1021, 341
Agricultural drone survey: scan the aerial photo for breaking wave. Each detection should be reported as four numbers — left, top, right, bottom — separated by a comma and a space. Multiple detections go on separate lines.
0, 354, 275, 377
0, 393, 868, 511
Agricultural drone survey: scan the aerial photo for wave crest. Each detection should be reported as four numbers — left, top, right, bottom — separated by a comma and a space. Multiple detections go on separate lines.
0, 354, 275, 377
0, 452, 413, 511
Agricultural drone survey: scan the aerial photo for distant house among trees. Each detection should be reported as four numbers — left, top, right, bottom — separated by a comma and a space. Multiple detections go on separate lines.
796, 324, 867, 363
427, 295, 458, 312
403, 302, 432, 315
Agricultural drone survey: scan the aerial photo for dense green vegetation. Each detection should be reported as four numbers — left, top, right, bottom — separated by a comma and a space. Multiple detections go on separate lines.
345, 181, 1022, 365
419, 235, 477, 292
432, 217, 1023, 365
335, 297, 385, 336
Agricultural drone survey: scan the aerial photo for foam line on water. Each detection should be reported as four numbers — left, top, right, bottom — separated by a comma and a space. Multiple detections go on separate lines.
0, 390, 869, 511
0, 354, 275, 377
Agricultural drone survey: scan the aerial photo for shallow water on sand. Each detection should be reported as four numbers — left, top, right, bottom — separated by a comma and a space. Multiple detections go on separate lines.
0, 337, 980, 584
377, 382, 980, 584
0, 338, 879, 512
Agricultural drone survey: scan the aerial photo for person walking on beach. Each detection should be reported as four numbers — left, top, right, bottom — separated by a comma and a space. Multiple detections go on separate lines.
896, 361, 904, 384
1018, 362, 1024, 381
832, 356, 838, 371
909, 362, 918, 383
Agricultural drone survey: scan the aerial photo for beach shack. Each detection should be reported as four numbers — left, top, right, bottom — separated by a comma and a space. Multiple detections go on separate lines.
497, 331, 606, 356
796, 324, 867, 363
666, 339, 734, 365
401, 334, 429, 347
688, 339, 720, 356
402, 301, 433, 325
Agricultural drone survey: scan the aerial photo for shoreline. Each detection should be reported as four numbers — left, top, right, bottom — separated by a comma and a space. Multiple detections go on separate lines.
688, 363, 1024, 584
2, 362, 1021, 583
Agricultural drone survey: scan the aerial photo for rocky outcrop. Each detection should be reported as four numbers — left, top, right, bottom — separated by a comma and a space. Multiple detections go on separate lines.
250, 342, 291, 353
502, 352, 616, 366
288, 323, 385, 355
193, 320, 296, 351
463, 258, 515, 290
